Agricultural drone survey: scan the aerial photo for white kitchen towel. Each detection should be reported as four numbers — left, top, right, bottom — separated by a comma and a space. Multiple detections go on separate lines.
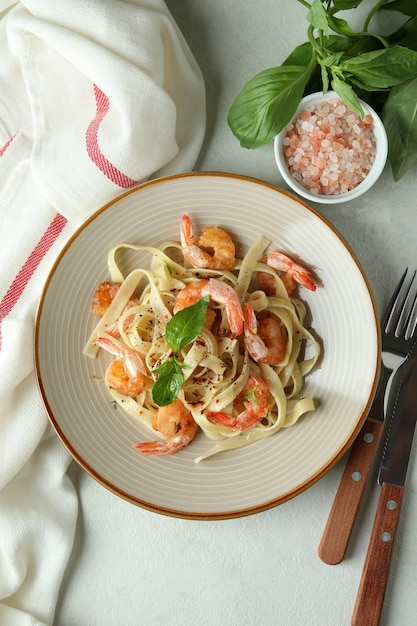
0, 1, 206, 624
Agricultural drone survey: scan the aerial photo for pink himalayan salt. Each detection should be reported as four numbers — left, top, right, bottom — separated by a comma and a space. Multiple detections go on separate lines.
283, 99, 376, 196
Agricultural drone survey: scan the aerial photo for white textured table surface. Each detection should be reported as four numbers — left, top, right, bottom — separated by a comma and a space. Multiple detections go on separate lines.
56, 3, 417, 625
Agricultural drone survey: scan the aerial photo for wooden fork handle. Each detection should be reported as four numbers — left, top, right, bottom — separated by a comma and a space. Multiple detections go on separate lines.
351, 482, 404, 626
318, 416, 384, 565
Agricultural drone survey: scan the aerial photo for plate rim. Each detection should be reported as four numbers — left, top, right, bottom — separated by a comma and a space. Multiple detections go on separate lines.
35, 171, 381, 520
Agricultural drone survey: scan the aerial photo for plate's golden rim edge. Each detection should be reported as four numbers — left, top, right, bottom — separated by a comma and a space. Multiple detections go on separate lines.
34, 170, 382, 520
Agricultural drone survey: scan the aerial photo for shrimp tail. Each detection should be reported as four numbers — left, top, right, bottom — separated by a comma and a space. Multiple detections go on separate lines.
135, 398, 198, 456
264, 251, 316, 291
208, 374, 269, 432
180, 214, 208, 268
134, 436, 189, 456
206, 278, 244, 335
95, 335, 148, 377
180, 214, 194, 249
225, 302, 244, 336
243, 304, 268, 361
180, 214, 236, 271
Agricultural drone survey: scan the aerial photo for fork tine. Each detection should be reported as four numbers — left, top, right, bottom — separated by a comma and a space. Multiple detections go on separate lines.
382, 269, 408, 333
404, 280, 417, 339
385, 269, 417, 338
396, 270, 417, 338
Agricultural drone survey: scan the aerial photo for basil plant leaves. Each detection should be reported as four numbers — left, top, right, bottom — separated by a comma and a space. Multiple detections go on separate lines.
228, 0, 417, 180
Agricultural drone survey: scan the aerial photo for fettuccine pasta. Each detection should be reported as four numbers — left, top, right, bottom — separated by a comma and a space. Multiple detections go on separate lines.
84, 216, 321, 462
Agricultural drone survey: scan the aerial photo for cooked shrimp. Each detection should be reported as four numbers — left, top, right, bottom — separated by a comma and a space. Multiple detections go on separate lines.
257, 269, 298, 296
91, 281, 121, 318
180, 214, 236, 270
173, 279, 216, 330
91, 281, 137, 337
95, 335, 148, 397
244, 304, 287, 365
256, 251, 316, 295
173, 278, 244, 336
135, 398, 199, 455
207, 375, 269, 431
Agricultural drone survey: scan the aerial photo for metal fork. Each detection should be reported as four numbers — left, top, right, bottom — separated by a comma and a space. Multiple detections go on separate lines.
318, 269, 417, 565
381, 268, 417, 372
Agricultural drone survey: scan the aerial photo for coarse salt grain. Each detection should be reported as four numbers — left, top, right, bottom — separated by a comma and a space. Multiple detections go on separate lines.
283, 98, 376, 196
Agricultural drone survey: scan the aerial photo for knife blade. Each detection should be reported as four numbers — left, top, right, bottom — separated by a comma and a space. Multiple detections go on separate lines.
351, 348, 417, 626
379, 351, 417, 487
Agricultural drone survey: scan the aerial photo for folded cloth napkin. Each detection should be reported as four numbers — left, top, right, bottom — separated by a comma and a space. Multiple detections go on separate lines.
0, 1, 205, 623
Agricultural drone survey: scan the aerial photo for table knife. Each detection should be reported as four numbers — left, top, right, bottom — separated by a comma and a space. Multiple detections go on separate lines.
318, 380, 385, 565
351, 348, 417, 626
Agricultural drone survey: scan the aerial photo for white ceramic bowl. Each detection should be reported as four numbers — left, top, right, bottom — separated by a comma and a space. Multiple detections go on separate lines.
274, 91, 388, 204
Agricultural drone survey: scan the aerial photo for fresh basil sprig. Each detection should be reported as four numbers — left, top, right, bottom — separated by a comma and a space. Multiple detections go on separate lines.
151, 296, 210, 406
151, 357, 186, 407
228, 0, 417, 180
165, 295, 210, 350
382, 0, 417, 18
227, 60, 317, 149
382, 74, 417, 180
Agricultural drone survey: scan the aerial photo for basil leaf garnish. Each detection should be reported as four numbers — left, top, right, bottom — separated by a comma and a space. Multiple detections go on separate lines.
244, 387, 258, 403
152, 358, 184, 407
165, 295, 210, 351
151, 295, 210, 406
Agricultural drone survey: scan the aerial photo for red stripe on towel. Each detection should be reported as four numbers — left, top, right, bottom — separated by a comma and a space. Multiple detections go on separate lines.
86, 85, 137, 188
0, 213, 68, 350
0, 132, 18, 157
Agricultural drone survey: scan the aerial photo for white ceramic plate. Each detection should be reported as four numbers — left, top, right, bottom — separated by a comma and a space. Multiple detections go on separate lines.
35, 172, 380, 519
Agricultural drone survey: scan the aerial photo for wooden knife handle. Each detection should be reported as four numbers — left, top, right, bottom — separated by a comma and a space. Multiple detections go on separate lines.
351, 482, 404, 626
318, 417, 384, 565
